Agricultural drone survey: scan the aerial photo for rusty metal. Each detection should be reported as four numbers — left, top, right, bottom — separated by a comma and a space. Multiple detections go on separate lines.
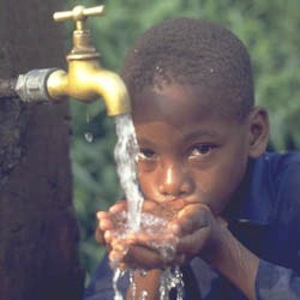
0, 79, 18, 99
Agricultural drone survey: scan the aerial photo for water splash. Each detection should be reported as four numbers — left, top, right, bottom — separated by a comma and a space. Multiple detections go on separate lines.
139, 290, 149, 300
86, 111, 91, 123
109, 212, 185, 299
160, 267, 184, 300
113, 268, 126, 300
84, 112, 94, 143
84, 132, 94, 143
114, 114, 143, 231
113, 113, 184, 299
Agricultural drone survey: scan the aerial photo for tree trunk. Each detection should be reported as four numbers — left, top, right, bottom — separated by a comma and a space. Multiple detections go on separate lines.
0, 1, 84, 300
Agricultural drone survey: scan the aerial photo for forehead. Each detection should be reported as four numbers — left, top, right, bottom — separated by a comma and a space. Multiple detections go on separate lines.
131, 83, 236, 126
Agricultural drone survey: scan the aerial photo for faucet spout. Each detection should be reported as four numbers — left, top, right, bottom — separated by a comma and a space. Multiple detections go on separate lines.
93, 69, 131, 117
46, 60, 131, 116
15, 5, 131, 117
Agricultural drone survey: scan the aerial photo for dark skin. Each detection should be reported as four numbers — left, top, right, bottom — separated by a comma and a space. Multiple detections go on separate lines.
96, 82, 269, 300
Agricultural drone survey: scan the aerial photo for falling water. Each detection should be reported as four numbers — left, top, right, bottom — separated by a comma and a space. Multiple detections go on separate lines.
84, 132, 94, 143
113, 113, 184, 299
84, 112, 94, 143
114, 114, 144, 231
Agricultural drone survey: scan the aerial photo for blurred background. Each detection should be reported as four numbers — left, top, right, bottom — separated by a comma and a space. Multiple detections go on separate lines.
65, 0, 300, 283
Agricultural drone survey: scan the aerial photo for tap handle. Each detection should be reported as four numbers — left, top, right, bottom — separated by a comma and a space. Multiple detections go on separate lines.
53, 5, 104, 30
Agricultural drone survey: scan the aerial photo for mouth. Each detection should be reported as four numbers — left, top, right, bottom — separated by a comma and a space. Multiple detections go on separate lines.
150, 198, 191, 219
145, 193, 205, 219
162, 198, 188, 209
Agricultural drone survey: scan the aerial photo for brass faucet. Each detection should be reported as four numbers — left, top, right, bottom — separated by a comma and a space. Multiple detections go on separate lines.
16, 5, 131, 116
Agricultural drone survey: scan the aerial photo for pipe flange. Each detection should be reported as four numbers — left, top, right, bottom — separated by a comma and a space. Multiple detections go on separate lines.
15, 68, 59, 103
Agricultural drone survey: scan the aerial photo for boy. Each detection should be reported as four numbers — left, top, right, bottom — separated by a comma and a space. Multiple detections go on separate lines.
85, 18, 300, 299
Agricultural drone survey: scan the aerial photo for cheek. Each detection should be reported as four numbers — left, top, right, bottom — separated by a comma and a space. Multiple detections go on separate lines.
198, 156, 248, 214
138, 169, 157, 198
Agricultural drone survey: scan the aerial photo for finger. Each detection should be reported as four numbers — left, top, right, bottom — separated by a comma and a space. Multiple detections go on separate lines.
216, 216, 228, 228
176, 226, 210, 257
94, 227, 106, 245
97, 211, 116, 231
129, 233, 179, 264
109, 231, 186, 269
110, 237, 135, 262
170, 204, 210, 236
130, 231, 177, 249
104, 230, 114, 243
109, 199, 127, 213
124, 244, 171, 269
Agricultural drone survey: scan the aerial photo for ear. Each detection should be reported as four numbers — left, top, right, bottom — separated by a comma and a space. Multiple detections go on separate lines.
247, 107, 269, 158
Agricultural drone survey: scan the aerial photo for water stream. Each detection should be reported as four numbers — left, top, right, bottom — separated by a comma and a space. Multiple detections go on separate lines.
113, 113, 184, 300
84, 112, 94, 143
114, 114, 144, 231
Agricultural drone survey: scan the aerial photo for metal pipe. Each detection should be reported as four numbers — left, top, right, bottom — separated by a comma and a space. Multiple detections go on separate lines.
14, 5, 131, 117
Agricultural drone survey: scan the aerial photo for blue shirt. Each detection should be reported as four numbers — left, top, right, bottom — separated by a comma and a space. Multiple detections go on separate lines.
85, 152, 300, 299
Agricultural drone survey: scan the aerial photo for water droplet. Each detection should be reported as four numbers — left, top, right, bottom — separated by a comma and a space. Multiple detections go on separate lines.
139, 290, 149, 300
155, 65, 163, 74
113, 268, 126, 300
84, 132, 94, 143
86, 112, 91, 123
139, 269, 148, 277
112, 114, 184, 299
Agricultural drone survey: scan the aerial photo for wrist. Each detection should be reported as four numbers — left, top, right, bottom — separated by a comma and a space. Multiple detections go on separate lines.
202, 227, 259, 300
200, 221, 229, 264
127, 269, 162, 300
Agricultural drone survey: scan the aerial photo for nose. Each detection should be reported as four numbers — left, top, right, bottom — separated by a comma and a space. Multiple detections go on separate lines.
158, 161, 193, 199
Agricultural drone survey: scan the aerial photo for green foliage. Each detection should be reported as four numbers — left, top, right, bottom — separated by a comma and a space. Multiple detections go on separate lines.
70, 100, 121, 279
66, 0, 300, 281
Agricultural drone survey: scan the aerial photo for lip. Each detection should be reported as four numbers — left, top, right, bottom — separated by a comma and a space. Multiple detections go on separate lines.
157, 197, 198, 211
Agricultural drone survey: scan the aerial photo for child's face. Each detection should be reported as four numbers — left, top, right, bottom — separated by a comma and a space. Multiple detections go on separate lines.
132, 83, 258, 216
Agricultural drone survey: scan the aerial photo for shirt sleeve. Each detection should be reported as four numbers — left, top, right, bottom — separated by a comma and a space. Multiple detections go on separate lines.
256, 259, 300, 300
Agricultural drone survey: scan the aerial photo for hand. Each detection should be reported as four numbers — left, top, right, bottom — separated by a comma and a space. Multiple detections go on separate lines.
95, 199, 127, 247
96, 201, 258, 300
95, 198, 181, 246
99, 201, 227, 270
170, 203, 228, 262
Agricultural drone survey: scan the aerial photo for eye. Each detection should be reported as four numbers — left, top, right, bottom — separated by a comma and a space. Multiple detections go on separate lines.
189, 144, 216, 158
138, 148, 157, 160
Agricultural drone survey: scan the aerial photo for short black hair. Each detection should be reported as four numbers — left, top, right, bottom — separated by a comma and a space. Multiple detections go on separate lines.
121, 18, 254, 120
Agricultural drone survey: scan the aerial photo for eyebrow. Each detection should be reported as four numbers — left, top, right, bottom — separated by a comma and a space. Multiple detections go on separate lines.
136, 128, 224, 147
183, 129, 223, 143
136, 137, 156, 146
